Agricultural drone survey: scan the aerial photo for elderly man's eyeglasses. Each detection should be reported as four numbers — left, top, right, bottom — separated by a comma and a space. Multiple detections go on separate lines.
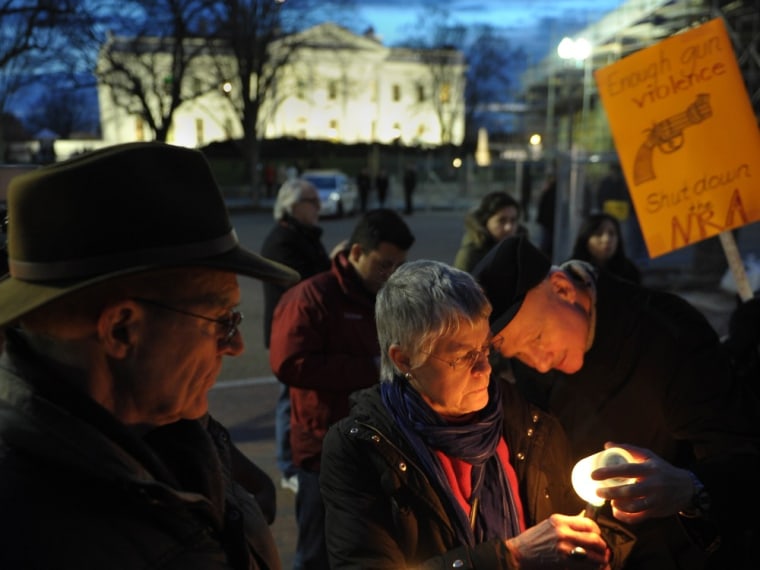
131, 297, 243, 344
423, 337, 503, 370
298, 196, 321, 207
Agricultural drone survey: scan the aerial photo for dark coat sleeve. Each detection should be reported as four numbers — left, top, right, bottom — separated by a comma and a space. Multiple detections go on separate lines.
321, 417, 514, 570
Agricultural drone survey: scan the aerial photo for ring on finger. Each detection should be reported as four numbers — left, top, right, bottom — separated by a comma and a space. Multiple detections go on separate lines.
569, 546, 587, 560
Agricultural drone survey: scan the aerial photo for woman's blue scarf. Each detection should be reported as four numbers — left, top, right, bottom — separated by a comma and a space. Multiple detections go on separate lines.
381, 376, 521, 546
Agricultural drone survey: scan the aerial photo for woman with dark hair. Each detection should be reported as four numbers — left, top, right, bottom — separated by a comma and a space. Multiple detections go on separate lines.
454, 191, 526, 273
571, 212, 641, 284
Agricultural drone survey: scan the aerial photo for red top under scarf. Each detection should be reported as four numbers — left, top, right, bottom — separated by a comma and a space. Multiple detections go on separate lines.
435, 437, 526, 532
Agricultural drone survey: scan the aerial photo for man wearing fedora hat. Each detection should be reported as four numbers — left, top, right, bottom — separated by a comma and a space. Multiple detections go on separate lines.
0, 142, 299, 569
473, 235, 760, 569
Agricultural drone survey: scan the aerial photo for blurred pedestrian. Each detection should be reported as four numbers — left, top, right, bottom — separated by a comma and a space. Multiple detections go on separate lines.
403, 164, 417, 215
0, 142, 300, 569
261, 178, 331, 495
571, 212, 641, 284
374, 168, 389, 208
454, 191, 526, 273
356, 167, 371, 213
269, 208, 415, 570
263, 163, 277, 198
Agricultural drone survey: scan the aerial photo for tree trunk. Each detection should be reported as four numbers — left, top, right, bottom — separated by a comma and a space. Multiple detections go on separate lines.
244, 136, 261, 207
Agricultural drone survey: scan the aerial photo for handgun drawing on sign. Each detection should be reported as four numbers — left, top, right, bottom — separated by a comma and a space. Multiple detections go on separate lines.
633, 93, 713, 185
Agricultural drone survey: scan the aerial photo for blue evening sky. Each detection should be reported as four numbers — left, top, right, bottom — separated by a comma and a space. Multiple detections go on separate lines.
354, 0, 627, 63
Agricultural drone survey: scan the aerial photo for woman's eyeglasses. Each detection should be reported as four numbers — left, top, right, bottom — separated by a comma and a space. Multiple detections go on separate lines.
423, 337, 503, 370
131, 297, 243, 344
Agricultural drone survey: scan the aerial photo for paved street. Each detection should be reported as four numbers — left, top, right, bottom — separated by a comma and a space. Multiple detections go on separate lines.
210, 206, 759, 569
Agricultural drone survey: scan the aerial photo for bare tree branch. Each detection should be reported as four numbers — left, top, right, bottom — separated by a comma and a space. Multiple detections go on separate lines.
205, 0, 355, 204
0, 0, 85, 113
96, 0, 218, 142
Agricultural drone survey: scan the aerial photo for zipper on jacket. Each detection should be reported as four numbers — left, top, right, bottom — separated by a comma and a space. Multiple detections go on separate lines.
469, 497, 479, 531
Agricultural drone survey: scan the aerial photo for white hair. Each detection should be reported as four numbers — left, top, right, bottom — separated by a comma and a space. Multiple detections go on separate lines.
273, 179, 314, 221
375, 260, 492, 382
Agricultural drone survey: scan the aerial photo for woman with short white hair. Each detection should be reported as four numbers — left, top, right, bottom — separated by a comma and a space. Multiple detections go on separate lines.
320, 260, 633, 569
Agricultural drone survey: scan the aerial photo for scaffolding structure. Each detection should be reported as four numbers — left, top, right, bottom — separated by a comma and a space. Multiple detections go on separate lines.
521, 0, 760, 157
518, 0, 760, 263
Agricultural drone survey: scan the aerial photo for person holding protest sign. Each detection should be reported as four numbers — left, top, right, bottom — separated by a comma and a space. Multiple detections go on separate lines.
474, 235, 760, 569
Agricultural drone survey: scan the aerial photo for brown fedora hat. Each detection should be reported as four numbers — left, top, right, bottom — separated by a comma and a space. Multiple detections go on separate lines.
0, 142, 298, 327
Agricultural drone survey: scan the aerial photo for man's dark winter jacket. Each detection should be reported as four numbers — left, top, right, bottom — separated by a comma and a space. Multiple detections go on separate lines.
0, 332, 280, 569
260, 216, 330, 348
515, 270, 760, 569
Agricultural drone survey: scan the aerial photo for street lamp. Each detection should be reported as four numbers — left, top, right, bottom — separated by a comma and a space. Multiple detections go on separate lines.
557, 37, 590, 61
554, 36, 592, 264
529, 133, 542, 161
556, 36, 591, 151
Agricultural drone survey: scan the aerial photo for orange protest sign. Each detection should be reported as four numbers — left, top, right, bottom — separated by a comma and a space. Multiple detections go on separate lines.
595, 18, 760, 258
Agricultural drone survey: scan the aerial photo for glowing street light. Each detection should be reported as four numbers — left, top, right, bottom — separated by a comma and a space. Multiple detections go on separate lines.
556, 36, 592, 151
528, 133, 542, 161
557, 37, 591, 62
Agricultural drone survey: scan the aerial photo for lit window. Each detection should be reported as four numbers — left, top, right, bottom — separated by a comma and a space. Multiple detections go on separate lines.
135, 116, 144, 141
196, 118, 204, 145
328, 119, 339, 140
440, 83, 451, 103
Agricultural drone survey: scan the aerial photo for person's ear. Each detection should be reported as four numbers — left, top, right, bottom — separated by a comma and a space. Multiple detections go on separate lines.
348, 242, 364, 263
388, 344, 411, 374
548, 270, 577, 303
97, 301, 142, 359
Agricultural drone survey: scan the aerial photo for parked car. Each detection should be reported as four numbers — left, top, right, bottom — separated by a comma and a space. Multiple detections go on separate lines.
301, 169, 357, 218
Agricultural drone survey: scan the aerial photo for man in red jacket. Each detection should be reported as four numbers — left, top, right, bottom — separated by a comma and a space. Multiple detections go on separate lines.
269, 208, 414, 570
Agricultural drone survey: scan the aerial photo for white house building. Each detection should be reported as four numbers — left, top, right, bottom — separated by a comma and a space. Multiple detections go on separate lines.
97, 23, 466, 149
